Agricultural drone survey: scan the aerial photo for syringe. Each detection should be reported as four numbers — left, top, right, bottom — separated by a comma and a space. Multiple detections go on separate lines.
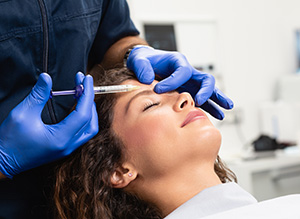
50, 84, 140, 99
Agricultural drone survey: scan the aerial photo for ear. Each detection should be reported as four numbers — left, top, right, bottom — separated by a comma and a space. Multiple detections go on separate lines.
110, 163, 137, 188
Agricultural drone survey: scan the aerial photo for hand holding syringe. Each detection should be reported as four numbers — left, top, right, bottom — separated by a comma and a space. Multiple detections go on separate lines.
50, 84, 140, 98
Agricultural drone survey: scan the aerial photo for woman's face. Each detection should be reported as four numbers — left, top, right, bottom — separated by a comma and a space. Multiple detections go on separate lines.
112, 79, 221, 180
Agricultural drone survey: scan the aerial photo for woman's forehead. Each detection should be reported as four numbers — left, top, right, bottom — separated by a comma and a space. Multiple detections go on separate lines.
119, 79, 158, 98
113, 80, 158, 115
121, 79, 158, 87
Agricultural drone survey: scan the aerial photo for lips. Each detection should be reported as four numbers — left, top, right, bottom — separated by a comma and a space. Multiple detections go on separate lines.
181, 110, 206, 128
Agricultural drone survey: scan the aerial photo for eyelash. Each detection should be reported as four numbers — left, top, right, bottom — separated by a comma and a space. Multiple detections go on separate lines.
143, 101, 160, 111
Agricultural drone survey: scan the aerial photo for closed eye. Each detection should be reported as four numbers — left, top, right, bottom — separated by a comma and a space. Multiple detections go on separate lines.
143, 102, 160, 111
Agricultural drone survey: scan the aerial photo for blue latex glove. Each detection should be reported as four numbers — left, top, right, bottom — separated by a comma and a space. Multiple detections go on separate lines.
126, 46, 234, 120
0, 72, 98, 178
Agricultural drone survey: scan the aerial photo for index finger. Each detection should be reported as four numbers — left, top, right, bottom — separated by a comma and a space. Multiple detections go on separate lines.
154, 65, 192, 94
193, 73, 215, 106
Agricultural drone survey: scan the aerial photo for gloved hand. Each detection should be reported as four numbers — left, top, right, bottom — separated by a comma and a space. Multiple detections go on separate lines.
0, 72, 98, 178
126, 46, 234, 119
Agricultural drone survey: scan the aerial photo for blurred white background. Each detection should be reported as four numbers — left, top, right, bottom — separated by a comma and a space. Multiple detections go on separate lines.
127, 0, 300, 200
128, 0, 300, 154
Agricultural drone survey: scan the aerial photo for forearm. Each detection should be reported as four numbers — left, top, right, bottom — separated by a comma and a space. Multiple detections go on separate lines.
99, 35, 148, 70
0, 171, 6, 180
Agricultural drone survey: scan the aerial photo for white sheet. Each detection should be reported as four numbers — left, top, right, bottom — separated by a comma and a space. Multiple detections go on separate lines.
203, 194, 300, 219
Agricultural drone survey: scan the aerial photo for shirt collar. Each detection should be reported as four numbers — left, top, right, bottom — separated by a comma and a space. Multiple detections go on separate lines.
164, 182, 257, 219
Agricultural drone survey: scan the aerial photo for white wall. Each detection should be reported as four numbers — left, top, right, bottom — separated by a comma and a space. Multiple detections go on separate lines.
127, 0, 300, 157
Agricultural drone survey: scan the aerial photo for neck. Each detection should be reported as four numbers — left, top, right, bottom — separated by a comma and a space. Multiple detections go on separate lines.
132, 165, 222, 217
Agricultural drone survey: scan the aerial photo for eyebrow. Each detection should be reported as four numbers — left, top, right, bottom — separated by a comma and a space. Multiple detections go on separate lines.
125, 89, 155, 114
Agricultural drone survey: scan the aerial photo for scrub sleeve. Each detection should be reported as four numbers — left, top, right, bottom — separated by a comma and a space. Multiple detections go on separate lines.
0, 0, 139, 218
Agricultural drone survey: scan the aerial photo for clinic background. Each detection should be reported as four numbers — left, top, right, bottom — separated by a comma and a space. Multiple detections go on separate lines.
127, 0, 300, 201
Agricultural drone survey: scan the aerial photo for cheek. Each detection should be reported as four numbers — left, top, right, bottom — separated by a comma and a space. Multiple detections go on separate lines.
122, 114, 180, 177
124, 115, 176, 149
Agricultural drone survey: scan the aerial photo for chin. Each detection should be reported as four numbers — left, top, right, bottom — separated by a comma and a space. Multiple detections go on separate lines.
194, 126, 222, 155
210, 127, 222, 149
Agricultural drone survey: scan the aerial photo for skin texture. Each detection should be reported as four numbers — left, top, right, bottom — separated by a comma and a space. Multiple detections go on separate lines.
0, 171, 6, 179
111, 79, 223, 216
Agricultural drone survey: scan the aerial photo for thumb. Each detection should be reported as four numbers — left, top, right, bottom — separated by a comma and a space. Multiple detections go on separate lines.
127, 49, 155, 85
26, 73, 52, 111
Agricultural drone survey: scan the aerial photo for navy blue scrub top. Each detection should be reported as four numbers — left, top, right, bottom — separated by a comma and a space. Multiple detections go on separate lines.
0, 0, 139, 218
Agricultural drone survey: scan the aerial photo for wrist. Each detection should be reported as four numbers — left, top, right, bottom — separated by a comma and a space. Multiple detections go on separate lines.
0, 171, 7, 180
98, 36, 148, 70
0, 150, 14, 179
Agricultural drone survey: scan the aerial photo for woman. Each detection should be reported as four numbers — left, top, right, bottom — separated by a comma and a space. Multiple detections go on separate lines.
54, 67, 257, 219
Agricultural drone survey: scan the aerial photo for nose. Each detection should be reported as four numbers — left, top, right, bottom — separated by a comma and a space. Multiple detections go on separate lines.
173, 92, 194, 112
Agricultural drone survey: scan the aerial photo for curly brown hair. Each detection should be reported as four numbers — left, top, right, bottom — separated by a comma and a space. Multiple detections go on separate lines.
54, 66, 237, 219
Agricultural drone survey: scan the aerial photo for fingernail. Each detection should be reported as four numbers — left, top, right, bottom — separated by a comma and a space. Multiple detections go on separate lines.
196, 98, 205, 107
154, 85, 163, 94
139, 71, 154, 84
227, 99, 234, 109
218, 111, 224, 120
